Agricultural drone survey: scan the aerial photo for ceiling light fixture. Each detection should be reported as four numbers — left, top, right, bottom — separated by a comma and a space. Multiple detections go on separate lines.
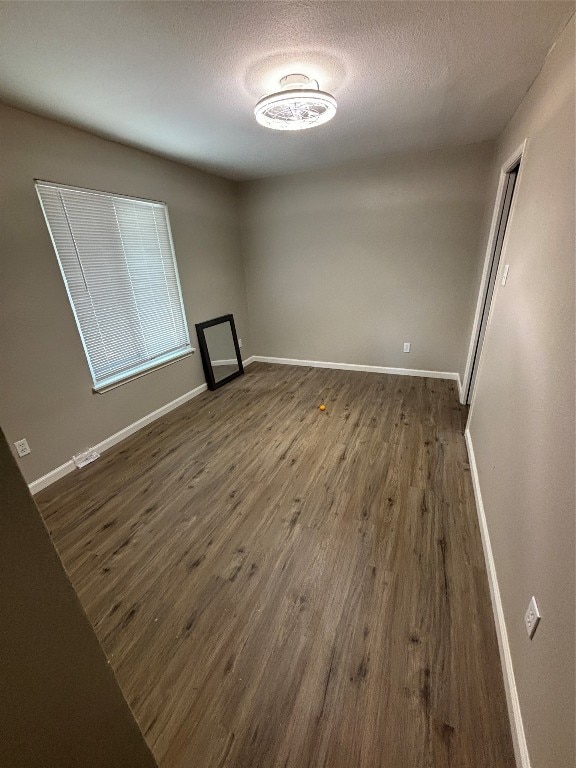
254, 74, 337, 131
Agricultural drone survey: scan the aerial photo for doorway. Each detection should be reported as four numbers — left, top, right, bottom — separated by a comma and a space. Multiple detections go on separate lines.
464, 152, 523, 405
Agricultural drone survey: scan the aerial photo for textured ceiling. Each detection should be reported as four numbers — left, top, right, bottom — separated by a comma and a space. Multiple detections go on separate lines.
0, 1, 573, 180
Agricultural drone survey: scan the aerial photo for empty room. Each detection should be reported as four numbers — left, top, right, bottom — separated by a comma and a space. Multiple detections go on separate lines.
1, 2, 574, 768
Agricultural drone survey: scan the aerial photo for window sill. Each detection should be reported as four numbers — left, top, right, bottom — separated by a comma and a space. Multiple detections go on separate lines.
93, 348, 195, 393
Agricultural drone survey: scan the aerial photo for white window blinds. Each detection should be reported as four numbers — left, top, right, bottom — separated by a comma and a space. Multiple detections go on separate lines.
36, 181, 192, 392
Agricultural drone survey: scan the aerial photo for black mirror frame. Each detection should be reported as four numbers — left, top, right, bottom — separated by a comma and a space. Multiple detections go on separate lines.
195, 314, 244, 391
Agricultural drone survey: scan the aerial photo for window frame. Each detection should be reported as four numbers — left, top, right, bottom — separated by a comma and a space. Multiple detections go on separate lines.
35, 180, 194, 393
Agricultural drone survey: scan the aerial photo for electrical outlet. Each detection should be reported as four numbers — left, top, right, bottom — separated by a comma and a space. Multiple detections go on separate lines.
238, 338, 243, 348
501, 264, 510, 286
524, 596, 541, 639
14, 438, 31, 457
403, 342, 411, 353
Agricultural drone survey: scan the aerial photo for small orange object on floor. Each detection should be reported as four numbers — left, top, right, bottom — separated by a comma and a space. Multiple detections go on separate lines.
319, 404, 326, 411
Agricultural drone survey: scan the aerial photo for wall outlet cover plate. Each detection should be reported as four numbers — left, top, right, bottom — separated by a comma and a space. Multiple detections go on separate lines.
524, 596, 541, 639
14, 438, 31, 457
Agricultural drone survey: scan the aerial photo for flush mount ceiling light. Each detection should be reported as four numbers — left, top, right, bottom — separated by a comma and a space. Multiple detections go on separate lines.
254, 74, 337, 131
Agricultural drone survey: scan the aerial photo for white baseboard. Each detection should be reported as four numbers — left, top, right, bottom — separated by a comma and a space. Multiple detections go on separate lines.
465, 428, 530, 768
29, 383, 208, 495
252, 355, 460, 383
458, 374, 465, 404
243, 356, 255, 367
29, 457, 78, 494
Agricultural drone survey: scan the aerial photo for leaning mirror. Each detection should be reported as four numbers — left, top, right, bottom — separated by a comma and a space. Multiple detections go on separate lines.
195, 314, 243, 390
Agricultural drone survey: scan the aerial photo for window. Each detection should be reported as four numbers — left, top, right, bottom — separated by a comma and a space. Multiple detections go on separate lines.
36, 181, 192, 392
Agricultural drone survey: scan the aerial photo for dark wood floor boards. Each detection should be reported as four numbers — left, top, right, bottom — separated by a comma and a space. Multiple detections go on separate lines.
37, 362, 515, 768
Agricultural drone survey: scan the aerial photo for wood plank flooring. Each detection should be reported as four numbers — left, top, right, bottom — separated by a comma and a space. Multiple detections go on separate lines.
37, 363, 515, 768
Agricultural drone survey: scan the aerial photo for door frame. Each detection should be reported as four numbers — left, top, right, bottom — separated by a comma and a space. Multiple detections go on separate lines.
461, 139, 528, 405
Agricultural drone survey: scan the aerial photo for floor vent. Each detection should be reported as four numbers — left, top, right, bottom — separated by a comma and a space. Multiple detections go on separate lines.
72, 448, 100, 469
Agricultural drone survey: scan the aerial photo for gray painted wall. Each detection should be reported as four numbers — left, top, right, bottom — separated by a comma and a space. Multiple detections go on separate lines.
0, 104, 249, 483
467, 18, 575, 768
0, 428, 158, 768
239, 142, 495, 380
